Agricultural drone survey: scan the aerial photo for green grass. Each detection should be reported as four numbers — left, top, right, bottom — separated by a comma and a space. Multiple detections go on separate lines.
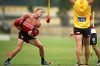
0, 36, 99, 66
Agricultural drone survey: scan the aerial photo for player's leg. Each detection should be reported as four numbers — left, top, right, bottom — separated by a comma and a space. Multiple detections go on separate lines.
83, 37, 90, 66
92, 45, 100, 66
90, 32, 100, 65
4, 39, 24, 65
29, 39, 49, 65
75, 38, 85, 66
83, 28, 91, 66
75, 34, 83, 66
74, 27, 83, 66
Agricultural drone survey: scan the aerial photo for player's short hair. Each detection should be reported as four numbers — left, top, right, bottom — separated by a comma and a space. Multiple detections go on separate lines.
34, 8, 45, 13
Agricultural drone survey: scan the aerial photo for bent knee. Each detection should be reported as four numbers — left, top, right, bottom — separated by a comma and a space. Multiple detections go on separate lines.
17, 46, 22, 50
37, 44, 44, 49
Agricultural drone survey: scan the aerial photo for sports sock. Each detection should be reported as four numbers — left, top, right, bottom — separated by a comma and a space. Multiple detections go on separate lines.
6, 58, 11, 62
98, 60, 100, 63
41, 58, 45, 62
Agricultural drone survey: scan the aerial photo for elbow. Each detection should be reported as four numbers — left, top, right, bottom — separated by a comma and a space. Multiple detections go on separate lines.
89, 0, 94, 5
70, 0, 75, 4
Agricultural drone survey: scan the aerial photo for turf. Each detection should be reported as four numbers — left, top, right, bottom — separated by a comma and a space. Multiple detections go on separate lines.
0, 36, 99, 66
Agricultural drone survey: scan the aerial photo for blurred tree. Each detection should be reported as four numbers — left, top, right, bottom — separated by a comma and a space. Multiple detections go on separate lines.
27, 0, 34, 13
93, 0, 100, 9
0, 6, 10, 33
58, 0, 71, 27
28, 6, 34, 13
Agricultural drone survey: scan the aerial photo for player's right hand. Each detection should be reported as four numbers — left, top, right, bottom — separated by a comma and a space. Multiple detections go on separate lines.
46, 15, 51, 23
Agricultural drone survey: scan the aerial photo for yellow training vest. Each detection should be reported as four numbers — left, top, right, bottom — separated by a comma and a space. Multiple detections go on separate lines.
73, 0, 91, 28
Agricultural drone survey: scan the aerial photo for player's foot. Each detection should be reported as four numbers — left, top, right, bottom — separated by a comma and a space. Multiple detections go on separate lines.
41, 60, 49, 65
75, 62, 80, 66
4, 61, 10, 66
75, 62, 83, 66
96, 60, 100, 66
84, 64, 88, 66
75, 62, 79, 66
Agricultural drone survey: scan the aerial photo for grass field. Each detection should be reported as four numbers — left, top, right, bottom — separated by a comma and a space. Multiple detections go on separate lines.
0, 36, 100, 66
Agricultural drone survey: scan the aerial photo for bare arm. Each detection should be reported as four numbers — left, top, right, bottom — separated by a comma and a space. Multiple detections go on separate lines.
70, 0, 76, 4
88, 0, 94, 5
70, 31, 74, 38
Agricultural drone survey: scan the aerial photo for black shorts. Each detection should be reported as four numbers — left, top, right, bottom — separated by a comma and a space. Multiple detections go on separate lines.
74, 27, 91, 37
18, 30, 36, 43
90, 33, 97, 45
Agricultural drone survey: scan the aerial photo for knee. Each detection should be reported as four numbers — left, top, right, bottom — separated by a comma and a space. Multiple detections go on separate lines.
92, 45, 96, 49
76, 45, 82, 53
76, 45, 81, 49
37, 44, 44, 49
84, 43, 90, 47
17, 46, 22, 50
76, 47, 82, 55
76, 46, 82, 52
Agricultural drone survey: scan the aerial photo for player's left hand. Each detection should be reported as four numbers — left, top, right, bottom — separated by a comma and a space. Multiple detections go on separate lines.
70, 31, 74, 38
46, 15, 51, 23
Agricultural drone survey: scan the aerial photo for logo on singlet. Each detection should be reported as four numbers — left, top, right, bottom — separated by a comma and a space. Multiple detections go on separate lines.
78, 16, 86, 22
